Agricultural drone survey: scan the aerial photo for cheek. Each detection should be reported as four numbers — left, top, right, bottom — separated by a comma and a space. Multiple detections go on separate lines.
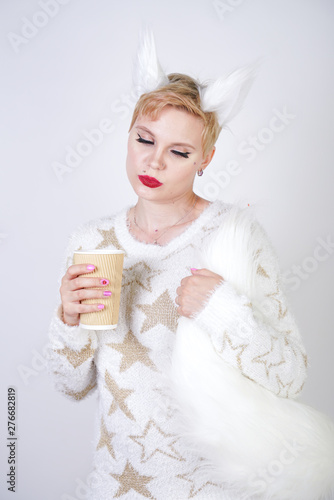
126, 146, 138, 175
127, 143, 147, 169
177, 159, 198, 179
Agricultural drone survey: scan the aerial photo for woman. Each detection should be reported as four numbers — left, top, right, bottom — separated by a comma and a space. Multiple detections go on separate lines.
47, 43, 308, 499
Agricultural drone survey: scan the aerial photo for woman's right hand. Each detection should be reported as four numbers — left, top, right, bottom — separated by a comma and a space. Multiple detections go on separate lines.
60, 264, 111, 326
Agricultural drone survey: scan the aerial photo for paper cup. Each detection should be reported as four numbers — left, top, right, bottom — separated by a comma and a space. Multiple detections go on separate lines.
73, 250, 125, 330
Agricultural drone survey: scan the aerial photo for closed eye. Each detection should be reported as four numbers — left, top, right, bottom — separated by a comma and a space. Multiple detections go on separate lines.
136, 134, 153, 145
136, 133, 190, 158
171, 150, 190, 158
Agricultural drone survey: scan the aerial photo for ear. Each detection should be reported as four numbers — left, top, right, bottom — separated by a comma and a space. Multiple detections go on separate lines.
201, 147, 216, 171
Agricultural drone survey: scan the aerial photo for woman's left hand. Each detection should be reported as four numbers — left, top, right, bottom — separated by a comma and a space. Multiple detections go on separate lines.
175, 268, 224, 318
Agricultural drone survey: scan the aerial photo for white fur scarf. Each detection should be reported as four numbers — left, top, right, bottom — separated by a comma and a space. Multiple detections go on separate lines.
171, 206, 334, 500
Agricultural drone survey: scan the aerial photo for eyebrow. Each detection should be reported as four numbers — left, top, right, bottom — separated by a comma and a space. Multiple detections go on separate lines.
135, 125, 196, 150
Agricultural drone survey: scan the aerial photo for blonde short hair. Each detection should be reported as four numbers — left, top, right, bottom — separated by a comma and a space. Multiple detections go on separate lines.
128, 73, 221, 156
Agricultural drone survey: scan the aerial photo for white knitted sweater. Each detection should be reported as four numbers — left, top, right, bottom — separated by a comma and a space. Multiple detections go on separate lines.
47, 200, 307, 500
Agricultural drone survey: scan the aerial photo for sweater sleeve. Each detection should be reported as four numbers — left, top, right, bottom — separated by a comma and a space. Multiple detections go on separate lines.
191, 221, 308, 399
46, 225, 98, 402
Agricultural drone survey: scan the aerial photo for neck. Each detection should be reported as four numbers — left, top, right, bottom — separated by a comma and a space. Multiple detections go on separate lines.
134, 192, 198, 232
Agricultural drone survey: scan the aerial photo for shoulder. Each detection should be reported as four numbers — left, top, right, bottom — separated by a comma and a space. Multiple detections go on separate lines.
211, 201, 270, 240
201, 202, 282, 294
204, 201, 279, 265
65, 205, 130, 252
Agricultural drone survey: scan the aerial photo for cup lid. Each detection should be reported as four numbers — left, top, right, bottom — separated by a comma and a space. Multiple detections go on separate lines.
74, 249, 125, 255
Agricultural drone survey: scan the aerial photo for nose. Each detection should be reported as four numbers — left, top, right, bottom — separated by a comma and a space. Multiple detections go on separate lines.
147, 148, 166, 170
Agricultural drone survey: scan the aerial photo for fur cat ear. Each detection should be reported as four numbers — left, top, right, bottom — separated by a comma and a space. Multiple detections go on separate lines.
132, 29, 258, 128
199, 63, 259, 128
132, 28, 169, 100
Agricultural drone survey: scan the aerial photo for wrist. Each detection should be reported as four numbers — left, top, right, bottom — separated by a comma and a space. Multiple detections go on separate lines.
60, 307, 79, 327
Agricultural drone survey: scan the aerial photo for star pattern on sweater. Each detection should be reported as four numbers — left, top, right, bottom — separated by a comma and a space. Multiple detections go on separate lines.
111, 461, 155, 499
95, 227, 127, 256
64, 381, 96, 401
55, 339, 95, 368
129, 420, 185, 463
106, 329, 156, 372
251, 337, 286, 378
302, 352, 308, 369
198, 220, 222, 244
123, 279, 140, 322
104, 370, 135, 421
152, 387, 177, 420
136, 289, 179, 334
220, 331, 249, 372
96, 417, 116, 459
254, 248, 271, 280
257, 264, 270, 278
161, 242, 195, 261
265, 282, 288, 321
177, 466, 220, 498
122, 261, 162, 293
275, 374, 294, 397
292, 380, 305, 396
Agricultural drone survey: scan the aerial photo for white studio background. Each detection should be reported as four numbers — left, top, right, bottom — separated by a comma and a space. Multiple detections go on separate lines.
1, 1, 333, 499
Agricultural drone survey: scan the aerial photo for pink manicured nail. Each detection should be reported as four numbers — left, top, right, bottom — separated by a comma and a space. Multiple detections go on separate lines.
100, 279, 109, 285
98, 304, 105, 310
191, 268, 198, 271
103, 291, 112, 297
87, 265, 95, 270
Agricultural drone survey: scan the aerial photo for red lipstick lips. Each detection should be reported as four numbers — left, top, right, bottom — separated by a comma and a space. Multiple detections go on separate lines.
138, 175, 163, 188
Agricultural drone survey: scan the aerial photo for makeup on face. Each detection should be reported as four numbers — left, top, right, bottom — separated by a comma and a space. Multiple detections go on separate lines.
126, 108, 207, 198
135, 126, 194, 160
138, 175, 163, 188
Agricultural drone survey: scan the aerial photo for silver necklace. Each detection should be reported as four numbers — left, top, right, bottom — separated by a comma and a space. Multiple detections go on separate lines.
133, 195, 198, 245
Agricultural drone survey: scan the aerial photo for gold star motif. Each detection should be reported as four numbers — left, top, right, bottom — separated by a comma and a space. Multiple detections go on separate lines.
254, 248, 263, 259
276, 375, 294, 397
302, 352, 308, 369
265, 282, 288, 321
198, 221, 222, 244
107, 329, 156, 372
122, 261, 162, 293
95, 227, 127, 256
152, 387, 177, 420
129, 420, 185, 463
220, 331, 249, 372
136, 289, 179, 334
123, 279, 140, 323
177, 466, 220, 497
257, 264, 270, 278
64, 381, 96, 401
284, 336, 297, 357
55, 339, 95, 368
161, 242, 195, 261
96, 417, 116, 459
104, 370, 135, 421
251, 337, 286, 378
111, 461, 155, 498
293, 380, 305, 396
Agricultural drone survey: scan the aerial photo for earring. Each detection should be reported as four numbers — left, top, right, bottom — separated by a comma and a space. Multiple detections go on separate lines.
197, 169, 203, 176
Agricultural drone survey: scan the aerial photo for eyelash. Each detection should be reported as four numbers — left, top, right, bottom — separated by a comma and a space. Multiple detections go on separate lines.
136, 134, 190, 159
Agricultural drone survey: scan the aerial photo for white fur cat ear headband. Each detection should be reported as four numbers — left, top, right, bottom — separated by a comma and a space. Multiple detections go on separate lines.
132, 29, 258, 128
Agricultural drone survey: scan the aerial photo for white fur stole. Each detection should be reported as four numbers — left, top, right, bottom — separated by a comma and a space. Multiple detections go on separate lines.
171, 206, 334, 500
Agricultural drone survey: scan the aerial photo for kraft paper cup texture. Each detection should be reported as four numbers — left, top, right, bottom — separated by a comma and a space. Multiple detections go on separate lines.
73, 250, 125, 330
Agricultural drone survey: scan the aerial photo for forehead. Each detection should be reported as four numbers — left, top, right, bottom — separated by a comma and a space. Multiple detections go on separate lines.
135, 106, 204, 141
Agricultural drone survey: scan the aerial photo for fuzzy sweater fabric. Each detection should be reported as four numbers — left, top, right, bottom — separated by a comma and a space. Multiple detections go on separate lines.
47, 200, 307, 500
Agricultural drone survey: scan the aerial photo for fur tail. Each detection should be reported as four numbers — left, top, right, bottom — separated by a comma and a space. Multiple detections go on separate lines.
171, 319, 334, 500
